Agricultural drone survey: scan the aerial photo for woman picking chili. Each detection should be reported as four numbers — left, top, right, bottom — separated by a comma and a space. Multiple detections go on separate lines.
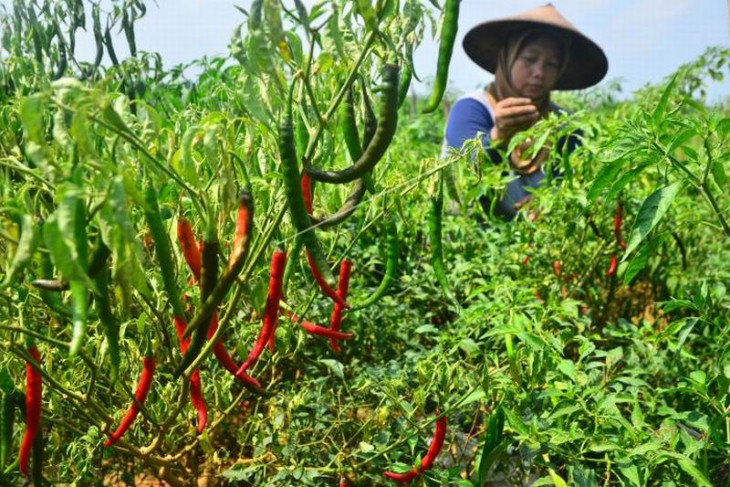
443, 4, 608, 220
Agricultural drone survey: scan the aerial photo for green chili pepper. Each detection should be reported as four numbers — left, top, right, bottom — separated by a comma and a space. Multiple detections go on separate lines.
142, 183, 186, 320
282, 237, 303, 298
341, 87, 362, 163
350, 218, 398, 311
295, 109, 310, 160
1, 214, 39, 289
279, 84, 337, 288
398, 62, 412, 109
308, 180, 366, 229
0, 388, 14, 470
422, 0, 460, 114
428, 176, 455, 302
68, 190, 89, 357
92, 241, 120, 385
174, 229, 218, 377
305, 64, 399, 184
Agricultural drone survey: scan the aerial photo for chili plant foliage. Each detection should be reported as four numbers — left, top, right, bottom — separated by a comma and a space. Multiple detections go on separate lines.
0, 0, 728, 485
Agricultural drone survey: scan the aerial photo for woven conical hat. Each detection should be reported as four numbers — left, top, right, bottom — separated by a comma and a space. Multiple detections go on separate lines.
463, 3, 608, 90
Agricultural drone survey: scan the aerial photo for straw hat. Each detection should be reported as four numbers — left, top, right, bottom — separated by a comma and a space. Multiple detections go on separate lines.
463, 3, 608, 90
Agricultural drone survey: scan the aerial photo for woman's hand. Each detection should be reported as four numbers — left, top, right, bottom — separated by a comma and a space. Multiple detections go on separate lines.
490, 97, 539, 143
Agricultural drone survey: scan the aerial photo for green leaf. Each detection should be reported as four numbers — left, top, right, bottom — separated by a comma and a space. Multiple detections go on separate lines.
666, 128, 697, 155
623, 232, 670, 283
653, 74, 677, 126
624, 182, 681, 258
318, 359, 344, 380
548, 468, 569, 487
711, 159, 727, 189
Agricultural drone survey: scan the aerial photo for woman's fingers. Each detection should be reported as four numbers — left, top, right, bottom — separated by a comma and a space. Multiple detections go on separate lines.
497, 97, 533, 108
497, 103, 538, 119
500, 112, 540, 128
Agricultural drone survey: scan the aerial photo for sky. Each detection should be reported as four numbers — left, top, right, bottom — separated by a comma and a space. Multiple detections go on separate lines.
2, 0, 729, 101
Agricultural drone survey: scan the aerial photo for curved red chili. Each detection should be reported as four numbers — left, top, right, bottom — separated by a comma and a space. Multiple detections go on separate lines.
329, 259, 352, 352
19, 346, 42, 476
177, 215, 201, 281
173, 316, 207, 434
105, 354, 155, 448
227, 191, 254, 271
300, 320, 354, 340
236, 250, 287, 378
553, 260, 562, 278
384, 412, 448, 483
605, 253, 618, 277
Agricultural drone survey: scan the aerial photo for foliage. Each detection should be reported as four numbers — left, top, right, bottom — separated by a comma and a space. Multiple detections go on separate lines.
0, 1, 728, 485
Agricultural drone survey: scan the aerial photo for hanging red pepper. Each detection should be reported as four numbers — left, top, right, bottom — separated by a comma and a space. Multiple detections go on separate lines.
236, 250, 287, 379
329, 259, 352, 352
207, 311, 261, 388
384, 412, 448, 483
173, 316, 207, 434
614, 203, 627, 250
177, 215, 202, 281
227, 191, 254, 271
301, 173, 313, 214
19, 346, 42, 476
300, 320, 354, 340
605, 253, 618, 277
553, 260, 562, 278
105, 351, 155, 448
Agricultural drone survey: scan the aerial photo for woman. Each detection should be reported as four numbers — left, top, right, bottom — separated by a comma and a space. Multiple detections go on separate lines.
443, 4, 608, 220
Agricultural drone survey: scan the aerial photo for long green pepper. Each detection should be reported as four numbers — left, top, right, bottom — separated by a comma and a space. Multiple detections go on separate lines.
92, 241, 120, 385
68, 191, 89, 357
428, 176, 454, 302
305, 64, 399, 184
279, 84, 337, 287
142, 183, 186, 320
174, 231, 219, 377
350, 218, 398, 311
422, 0, 461, 114
0, 389, 13, 470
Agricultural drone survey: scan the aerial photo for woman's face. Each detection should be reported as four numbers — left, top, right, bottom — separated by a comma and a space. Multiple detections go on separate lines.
509, 35, 562, 99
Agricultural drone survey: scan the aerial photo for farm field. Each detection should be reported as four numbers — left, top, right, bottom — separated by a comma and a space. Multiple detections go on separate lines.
0, 1, 728, 485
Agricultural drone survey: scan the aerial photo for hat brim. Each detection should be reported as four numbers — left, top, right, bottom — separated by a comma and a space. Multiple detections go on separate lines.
463, 20, 608, 90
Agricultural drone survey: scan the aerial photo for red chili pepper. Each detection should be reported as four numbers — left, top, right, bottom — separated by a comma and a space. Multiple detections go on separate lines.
227, 191, 254, 271
419, 413, 447, 471
553, 260, 562, 278
179, 222, 259, 388
521, 255, 530, 265
177, 215, 201, 281
305, 250, 349, 308
614, 203, 627, 250
173, 316, 207, 434
19, 346, 42, 476
105, 353, 155, 448
329, 259, 352, 352
301, 173, 313, 214
605, 253, 618, 277
236, 250, 287, 378
207, 311, 261, 388
384, 469, 419, 483
300, 320, 355, 340
384, 413, 448, 483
